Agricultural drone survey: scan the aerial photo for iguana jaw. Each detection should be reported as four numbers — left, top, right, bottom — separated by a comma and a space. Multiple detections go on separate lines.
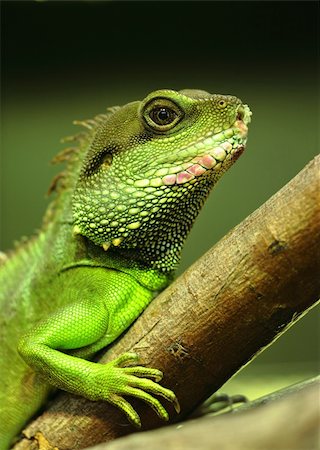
153, 121, 248, 187
134, 108, 250, 188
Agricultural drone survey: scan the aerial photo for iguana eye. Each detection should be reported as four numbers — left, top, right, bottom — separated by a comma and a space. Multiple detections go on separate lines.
149, 107, 177, 126
143, 97, 183, 132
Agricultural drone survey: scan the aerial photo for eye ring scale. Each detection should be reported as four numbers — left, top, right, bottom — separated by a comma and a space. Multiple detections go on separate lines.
142, 97, 184, 132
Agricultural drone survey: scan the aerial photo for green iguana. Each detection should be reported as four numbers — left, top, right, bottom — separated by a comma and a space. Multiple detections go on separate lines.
0, 89, 251, 449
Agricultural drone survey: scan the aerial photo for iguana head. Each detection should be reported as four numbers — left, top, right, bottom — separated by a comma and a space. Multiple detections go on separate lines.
73, 89, 251, 270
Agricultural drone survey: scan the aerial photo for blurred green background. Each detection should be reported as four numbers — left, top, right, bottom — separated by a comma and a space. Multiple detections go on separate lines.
1, 1, 319, 400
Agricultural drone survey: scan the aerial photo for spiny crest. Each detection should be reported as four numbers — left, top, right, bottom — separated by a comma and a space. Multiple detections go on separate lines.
48, 109, 120, 196
42, 107, 121, 231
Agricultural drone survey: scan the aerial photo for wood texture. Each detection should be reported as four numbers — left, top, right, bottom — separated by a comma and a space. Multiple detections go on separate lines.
15, 156, 320, 449
85, 377, 320, 450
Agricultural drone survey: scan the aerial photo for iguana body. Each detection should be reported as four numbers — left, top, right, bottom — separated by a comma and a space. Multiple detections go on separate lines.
0, 89, 251, 449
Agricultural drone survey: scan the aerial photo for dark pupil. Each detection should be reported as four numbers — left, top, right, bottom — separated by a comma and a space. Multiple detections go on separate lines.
158, 108, 169, 121
151, 107, 175, 125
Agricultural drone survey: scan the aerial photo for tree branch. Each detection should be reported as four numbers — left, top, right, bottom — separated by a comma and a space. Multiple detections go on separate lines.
85, 377, 320, 450
15, 156, 320, 450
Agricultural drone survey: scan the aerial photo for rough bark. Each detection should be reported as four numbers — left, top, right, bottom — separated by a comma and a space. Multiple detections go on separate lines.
85, 377, 320, 450
14, 156, 320, 450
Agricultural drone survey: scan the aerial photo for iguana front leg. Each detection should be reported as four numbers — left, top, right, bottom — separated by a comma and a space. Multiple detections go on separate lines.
18, 268, 179, 426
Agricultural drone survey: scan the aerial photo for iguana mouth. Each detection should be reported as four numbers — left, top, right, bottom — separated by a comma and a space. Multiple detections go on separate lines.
162, 144, 246, 186
133, 124, 248, 188
131, 104, 251, 188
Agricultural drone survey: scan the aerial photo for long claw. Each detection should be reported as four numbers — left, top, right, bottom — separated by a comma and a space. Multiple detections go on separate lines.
173, 397, 181, 413
108, 393, 142, 428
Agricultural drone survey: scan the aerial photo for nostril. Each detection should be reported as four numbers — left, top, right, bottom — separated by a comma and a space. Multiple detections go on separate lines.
236, 107, 245, 121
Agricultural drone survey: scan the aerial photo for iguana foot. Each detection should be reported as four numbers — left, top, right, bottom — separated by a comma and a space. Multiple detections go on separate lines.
92, 352, 180, 427
190, 392, 248, 419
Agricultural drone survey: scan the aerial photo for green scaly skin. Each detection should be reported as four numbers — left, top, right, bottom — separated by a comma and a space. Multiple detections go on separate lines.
0, 89, 251, 449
